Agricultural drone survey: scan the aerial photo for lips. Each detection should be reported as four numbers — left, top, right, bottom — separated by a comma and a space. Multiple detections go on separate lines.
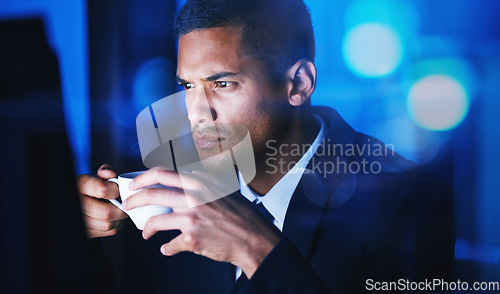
193, 132, 223, 149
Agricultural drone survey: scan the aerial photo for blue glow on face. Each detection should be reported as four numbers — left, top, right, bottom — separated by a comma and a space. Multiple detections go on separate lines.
342, 23, 404, 77
407, 74, 469, 131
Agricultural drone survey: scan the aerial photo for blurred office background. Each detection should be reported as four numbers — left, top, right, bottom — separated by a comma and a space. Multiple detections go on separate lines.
0, 0, 499, 292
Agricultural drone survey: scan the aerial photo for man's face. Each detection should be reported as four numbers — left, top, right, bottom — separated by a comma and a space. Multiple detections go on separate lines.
177, 27, 291, 168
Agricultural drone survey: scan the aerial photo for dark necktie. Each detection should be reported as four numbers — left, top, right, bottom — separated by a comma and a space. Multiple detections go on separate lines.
252, 199, 274, 223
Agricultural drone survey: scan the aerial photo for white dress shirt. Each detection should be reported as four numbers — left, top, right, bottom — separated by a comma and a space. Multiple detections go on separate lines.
235, 114, 327, 279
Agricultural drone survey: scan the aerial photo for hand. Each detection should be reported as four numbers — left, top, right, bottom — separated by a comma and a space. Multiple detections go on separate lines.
76, 164, 128, 239
123, 167, 281, 278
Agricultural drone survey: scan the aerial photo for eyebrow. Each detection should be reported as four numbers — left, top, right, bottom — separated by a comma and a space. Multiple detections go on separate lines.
204, 72, 239, 81
176, 75, 187, 84
176, 72, 239, 84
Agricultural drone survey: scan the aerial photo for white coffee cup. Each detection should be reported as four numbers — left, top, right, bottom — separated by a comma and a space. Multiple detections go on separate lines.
108, 171, 173, 230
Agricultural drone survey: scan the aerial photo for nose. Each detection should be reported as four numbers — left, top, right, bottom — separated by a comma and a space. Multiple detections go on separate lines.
186, 87, 217, 130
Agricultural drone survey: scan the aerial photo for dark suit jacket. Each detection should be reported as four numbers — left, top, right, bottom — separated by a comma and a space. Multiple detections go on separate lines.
96, 106, 454, 294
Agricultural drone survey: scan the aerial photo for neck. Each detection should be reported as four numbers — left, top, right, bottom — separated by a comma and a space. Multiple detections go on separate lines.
247, 110, 319, 195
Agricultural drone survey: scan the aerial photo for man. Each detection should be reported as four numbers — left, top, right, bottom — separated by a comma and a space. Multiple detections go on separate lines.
77, 0, 455, 293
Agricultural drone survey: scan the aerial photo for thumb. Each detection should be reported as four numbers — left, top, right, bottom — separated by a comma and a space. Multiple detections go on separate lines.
97, 164, 118, 180
161, 235, 187, 256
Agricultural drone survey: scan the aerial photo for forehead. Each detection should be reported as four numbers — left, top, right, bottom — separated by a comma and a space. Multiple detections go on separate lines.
177, 27, 249, 76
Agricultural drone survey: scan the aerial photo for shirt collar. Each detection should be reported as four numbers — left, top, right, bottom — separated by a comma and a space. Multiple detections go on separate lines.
238, 114, 327, 231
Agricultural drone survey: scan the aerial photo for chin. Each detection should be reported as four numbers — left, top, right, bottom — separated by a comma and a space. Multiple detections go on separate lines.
197, 146, 236, 173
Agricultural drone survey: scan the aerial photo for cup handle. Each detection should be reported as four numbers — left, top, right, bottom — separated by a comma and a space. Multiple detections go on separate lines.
107, 178, 125, 212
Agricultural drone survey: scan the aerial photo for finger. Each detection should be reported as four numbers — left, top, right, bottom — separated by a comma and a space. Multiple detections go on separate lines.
123, 187, 188, 210
130, 167, 200, 191
77, 174, 119, 200
80, 194, 128, 221
160, 235, 189, 256
142, 212, 187, 240
87, 226, 121, 239
97, 164, 118, 180
84, 215, 123, 232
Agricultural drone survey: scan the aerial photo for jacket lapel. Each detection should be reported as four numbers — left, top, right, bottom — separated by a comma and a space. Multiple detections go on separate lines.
282, 106, 359, 259
282, 175, 328, 259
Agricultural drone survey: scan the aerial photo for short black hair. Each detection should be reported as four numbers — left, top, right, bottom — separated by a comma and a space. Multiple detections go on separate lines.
174, 0, 315, 85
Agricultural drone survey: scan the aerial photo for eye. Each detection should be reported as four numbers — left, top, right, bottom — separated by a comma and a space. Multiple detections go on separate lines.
214, 81, 233, 88
181, 83, 194, 90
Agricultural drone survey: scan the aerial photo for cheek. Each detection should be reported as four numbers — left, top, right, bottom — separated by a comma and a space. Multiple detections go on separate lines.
216, 103, 268, 155
215, 87, 290, 155
243, 106, 284, 158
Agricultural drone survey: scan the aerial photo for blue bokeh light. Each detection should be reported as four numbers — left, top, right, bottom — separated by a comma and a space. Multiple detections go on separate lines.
408, 56, 477, 98
133, 57, 175, 112
407, 74, 469, 131
342, 23, 403, 78
344, 0, 419, 36
405, 56, 475, 131
341, 0, 419, 78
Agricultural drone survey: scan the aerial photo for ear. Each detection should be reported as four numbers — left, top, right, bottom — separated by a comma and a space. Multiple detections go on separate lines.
286, 59, 317, 107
